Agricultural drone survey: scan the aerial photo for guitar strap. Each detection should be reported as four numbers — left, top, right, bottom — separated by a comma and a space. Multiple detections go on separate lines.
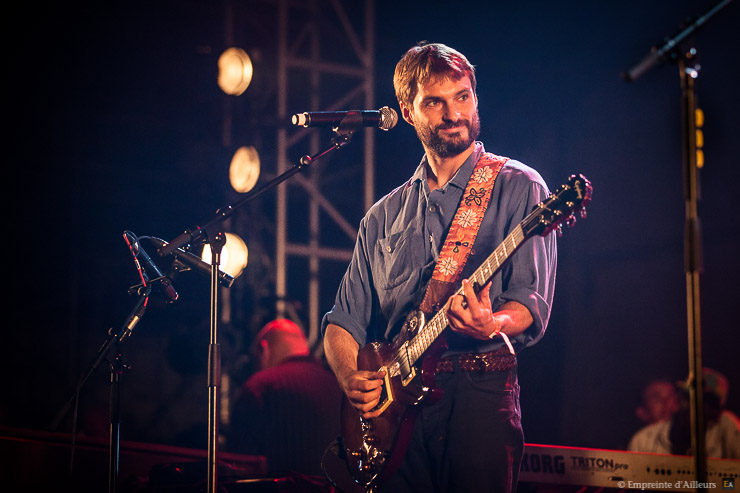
419, 152, 508, 314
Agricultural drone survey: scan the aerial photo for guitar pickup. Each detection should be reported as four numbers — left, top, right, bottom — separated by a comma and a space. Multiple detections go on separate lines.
401, 366, 417, 387
397, 340, 417, 386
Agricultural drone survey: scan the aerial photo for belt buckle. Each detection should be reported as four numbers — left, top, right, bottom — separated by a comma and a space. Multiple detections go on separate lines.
470, 352, 490, 371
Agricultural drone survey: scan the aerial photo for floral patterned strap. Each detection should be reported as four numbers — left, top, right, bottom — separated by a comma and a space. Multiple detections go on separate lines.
420, 153, 508, 313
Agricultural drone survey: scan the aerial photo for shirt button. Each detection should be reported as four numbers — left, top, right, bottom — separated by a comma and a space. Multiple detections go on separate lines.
386, 245, 392, 253
429, 205, 436, 212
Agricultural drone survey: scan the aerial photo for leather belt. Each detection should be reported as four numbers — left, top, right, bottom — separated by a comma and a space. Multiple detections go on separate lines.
435, 346, 516, 373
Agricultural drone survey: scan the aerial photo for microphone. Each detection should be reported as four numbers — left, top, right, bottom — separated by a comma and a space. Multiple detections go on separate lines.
126, 234, 179, 303
149, 237, 235, 288
291, 106, 398, 131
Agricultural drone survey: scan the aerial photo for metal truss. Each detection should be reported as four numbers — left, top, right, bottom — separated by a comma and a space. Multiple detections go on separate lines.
274, 0, 376, 351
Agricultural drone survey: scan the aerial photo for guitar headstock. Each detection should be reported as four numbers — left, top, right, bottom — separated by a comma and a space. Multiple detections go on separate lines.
522, 173, 592, 238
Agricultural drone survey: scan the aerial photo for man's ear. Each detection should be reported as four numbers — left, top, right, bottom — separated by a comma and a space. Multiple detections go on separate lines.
400, 102, 415, 126
259, 339, 271, 370
635, 406, 650, 423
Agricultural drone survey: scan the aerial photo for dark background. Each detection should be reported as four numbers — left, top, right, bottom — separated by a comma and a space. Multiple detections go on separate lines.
4, 0, 739, 456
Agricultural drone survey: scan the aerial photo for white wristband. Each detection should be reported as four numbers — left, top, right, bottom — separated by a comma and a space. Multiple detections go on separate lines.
487, 317, 501, 339
488, 319, 515, 355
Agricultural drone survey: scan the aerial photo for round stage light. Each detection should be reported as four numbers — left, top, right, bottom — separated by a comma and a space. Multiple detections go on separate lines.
201, 233, 248, 279
229, 146, 260, 193
218, 47, 253, 96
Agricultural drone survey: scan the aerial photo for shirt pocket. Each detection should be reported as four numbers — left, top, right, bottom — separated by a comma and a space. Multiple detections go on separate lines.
375, 229, 420, 290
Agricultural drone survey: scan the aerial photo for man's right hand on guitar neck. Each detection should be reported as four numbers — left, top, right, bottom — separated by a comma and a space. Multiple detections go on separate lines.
324, 323, 387, 419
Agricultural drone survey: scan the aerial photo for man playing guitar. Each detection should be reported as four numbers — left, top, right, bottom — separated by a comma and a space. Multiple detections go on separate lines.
322, 42, 558, 493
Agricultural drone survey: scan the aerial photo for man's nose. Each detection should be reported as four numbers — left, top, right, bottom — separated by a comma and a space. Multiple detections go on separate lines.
442, 103, 461, 121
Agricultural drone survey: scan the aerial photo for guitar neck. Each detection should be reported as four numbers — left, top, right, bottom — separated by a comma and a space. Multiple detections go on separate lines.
406, 224, 527, 366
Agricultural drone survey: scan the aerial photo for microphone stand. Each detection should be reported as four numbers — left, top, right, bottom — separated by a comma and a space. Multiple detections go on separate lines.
623, 1, 733, 488
107, 287, 150, 493
48, 280, 156, 493
157, 128, 356, 493
206, 232, 225, 493
621, 0, 733, 83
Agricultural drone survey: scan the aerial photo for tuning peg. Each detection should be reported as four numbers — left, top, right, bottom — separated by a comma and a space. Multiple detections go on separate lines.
580, 208, 588, 219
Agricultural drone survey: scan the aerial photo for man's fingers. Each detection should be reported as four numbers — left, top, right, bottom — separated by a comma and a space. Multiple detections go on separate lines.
351, 378, 383, 393
345, 369, 385, 408
477, 281, 492, 301
349, 386, 381, 404
461, 279, 482, 310
350, 371, 384, 389
449, 293, 467, 318
447, 304, 464, 326
366, 370, 386, 380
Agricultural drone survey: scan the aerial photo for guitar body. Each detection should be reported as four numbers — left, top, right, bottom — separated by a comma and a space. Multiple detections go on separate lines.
335, 310, 447, 490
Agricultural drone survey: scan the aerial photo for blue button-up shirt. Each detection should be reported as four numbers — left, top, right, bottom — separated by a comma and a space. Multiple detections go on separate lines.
321, 142, 557, 354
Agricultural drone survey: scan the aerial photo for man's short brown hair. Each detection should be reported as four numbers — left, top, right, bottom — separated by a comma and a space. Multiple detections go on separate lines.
393, 42, 477, 110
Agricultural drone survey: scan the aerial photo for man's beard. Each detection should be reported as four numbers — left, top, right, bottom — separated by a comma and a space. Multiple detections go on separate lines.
416, 110, 481, 158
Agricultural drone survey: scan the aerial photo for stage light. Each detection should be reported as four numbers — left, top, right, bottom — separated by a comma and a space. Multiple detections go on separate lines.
201, 233, 248, 279
218, 47, 253, 96
229, 146, 261, 193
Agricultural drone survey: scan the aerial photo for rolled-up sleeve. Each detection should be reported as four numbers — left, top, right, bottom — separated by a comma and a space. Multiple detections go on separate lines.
321, 217, 375, 346
494, 179, 557, 348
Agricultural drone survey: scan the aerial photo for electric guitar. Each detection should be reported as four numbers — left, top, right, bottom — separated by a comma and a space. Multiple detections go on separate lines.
322, 174, 592, 492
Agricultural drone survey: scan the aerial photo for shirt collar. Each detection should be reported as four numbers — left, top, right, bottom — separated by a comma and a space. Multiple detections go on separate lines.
410, 141, 486, 191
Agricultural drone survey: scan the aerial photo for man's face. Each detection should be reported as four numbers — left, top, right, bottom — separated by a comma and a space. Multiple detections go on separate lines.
402, 74, 480, 158
643, 381, 679, 423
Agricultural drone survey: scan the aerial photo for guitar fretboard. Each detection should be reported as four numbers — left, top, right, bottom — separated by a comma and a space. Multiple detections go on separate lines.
405, 223, 527, 366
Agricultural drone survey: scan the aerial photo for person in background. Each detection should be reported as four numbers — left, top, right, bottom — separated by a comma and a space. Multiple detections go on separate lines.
634, 379, 680, 426
628, 368, 740, 459
228, 319, 342, 477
